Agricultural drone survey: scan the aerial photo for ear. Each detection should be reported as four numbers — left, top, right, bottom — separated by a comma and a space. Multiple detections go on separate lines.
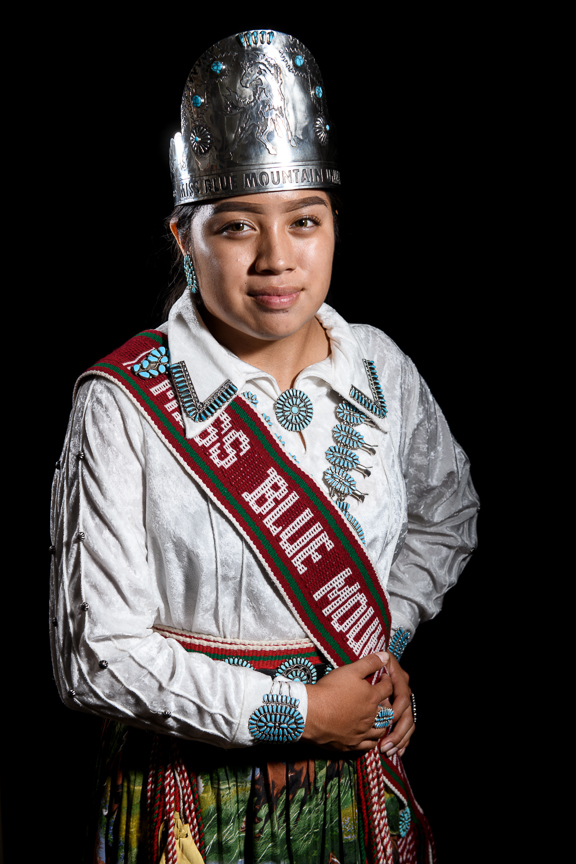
170, 220, 186, 254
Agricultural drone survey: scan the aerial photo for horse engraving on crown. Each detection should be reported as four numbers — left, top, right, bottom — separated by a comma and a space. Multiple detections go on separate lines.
225, 51, 298, 157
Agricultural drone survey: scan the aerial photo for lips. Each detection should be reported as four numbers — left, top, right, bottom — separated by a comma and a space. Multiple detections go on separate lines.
248, 287, 302, 309
249, 287, 301, 296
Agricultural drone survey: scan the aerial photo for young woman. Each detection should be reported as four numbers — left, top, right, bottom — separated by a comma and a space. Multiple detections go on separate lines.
50, 29, 478, 864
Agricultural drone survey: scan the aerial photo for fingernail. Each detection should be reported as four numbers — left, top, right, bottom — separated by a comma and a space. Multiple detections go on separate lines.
376, 652, 389, 663
398, 748, 406, 757
385, 747, 399, 757
380, 740, 395, 753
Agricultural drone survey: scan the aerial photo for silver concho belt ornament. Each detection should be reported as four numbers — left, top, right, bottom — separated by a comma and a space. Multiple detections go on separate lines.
170, 30, 340, 204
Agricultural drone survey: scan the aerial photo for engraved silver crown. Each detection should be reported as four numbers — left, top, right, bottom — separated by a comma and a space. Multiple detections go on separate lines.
169, 29, 340, 204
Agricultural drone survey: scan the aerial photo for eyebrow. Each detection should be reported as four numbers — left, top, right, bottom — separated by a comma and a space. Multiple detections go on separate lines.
209, 195, 328, 215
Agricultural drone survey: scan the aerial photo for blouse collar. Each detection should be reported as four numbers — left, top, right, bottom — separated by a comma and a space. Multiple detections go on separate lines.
165, 291, 388, 438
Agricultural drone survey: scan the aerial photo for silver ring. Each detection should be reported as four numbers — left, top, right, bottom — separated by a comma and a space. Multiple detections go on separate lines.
410, 693, 417, 724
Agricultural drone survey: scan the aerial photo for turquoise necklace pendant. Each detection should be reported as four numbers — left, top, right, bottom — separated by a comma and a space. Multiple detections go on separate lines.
319, 359, 387, 544
274, 389, 313, 432
335, 401, 377, 428
326, 445, 372, 477
333, 424, 377, 455
324, 466, 368, 502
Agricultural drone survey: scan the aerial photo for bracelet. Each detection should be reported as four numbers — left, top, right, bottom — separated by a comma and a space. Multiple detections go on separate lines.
248, 681, 305, 743
388, 627, 411, 661
410, 693, 417, 725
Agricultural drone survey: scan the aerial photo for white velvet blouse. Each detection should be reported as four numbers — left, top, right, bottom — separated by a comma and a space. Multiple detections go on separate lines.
50, 292, 479, 748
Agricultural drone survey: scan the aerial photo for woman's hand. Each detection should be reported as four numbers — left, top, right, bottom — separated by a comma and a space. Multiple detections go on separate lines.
378, 654, 414, 758
302, 652, 394, 752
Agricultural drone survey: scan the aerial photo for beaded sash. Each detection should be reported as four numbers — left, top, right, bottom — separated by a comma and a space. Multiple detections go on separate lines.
79, 331, 435, 864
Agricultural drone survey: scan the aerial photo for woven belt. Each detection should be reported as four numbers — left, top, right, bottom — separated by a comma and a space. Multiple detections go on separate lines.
153, 624, 331, 679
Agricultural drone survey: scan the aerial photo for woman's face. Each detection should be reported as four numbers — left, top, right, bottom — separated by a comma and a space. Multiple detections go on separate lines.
179, 190, 335, 346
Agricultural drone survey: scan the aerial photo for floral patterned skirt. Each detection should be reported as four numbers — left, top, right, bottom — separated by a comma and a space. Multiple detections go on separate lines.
88, 721, 412, 864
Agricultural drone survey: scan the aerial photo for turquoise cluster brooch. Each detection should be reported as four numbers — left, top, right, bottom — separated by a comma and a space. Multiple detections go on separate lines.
132, 346, 170, 378
248, 692, 305, 743
274, 389, 314, 432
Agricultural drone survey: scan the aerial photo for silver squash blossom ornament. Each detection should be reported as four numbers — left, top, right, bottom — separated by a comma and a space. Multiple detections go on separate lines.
169, 30, 340, 204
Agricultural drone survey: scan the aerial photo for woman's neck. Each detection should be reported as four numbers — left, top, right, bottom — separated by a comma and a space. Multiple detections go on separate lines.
200, 309, 331, 392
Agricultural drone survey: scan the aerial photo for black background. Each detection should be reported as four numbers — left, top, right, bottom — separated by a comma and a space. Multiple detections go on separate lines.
4, 10, 533, 863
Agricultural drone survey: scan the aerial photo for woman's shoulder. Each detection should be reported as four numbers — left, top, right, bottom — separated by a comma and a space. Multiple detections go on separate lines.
349, 323, 416, 376
346, 323, 427, 429
72, 377, 146, 448
74, 324, 170, 407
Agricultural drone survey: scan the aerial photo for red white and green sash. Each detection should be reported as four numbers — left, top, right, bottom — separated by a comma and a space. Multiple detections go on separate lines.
78, 330, 435, 864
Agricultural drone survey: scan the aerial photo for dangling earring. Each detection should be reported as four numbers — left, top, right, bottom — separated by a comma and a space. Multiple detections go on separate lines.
184, 253, 199, 294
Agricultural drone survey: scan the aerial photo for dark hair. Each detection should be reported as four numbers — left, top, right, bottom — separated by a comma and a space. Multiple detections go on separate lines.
161, 189, 342, 320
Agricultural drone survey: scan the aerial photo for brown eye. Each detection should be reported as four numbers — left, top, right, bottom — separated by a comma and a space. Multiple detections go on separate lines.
293, 217, 316, 229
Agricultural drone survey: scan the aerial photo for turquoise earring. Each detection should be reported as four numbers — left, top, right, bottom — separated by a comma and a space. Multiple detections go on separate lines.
184, 253, 199, 294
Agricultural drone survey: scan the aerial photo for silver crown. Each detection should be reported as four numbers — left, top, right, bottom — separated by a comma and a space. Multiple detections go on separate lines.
169, 30, 340, 204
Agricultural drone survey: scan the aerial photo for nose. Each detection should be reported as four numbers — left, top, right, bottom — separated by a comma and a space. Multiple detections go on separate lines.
253, 225, 295, 275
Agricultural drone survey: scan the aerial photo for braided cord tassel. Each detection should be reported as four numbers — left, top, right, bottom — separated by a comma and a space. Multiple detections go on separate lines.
146, 737, 207, 864
163, 756, 179, 864
373, 749, 395, 863
146, 736, 179, 864
175, 755, 206, 857
359, 749, 396, 863
398, 828, 418, 864
147, 736, 166, 863
175, 755, 193, 825
390, 752, 437, 864
356, 762, 372, 863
